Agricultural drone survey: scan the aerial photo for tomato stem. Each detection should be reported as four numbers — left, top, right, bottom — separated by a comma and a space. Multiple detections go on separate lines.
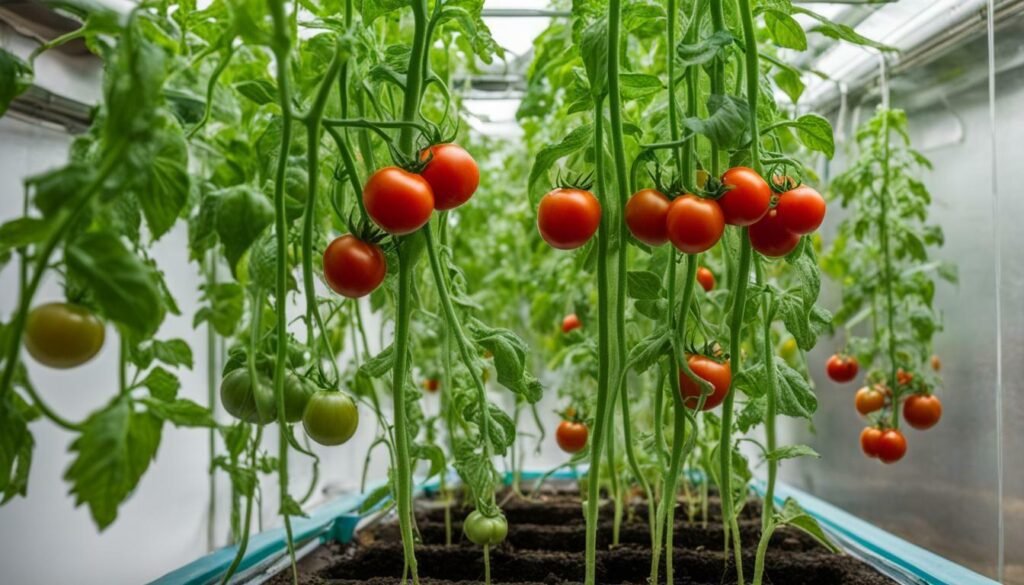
219, 425, 262, 585
205, 254, 219, 552
878, 111, 900, 429
752, 258, 779, 585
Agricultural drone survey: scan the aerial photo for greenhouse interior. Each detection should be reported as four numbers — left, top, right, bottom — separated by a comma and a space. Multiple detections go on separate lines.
0, 0, 1022, 583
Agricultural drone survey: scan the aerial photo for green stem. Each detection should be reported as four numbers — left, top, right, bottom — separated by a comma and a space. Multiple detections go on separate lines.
878, 112, 899, 427
667, 0, 681, 173
752, 260, 778, 585
206, 255, 219, 551
220, 425, 263, 585
393, 238, 420, 585
483, 544, 492, 585
187, 47, 234, 139
28, 28, 85, 63
618, 368, 655, 543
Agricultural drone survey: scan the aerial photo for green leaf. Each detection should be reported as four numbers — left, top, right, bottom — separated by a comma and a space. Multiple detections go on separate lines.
793, 7, 895, 52
765, 10, 807, 51
141, 367, 181, 401
580, 17, 609, 98
676, 30, 734, 67
776, 498, 841, 552
142, 397, 215, 428
234, 79, 278, 105
193, 282, 244, 336
774, 357, 818, 419
528, 124, 594, 205
281, 493, 308, 518
64, 398, 163, 530
773, 66, 805, 104
470, 322, 543, 403
0, 398, 34, 503
358, 0, 406, 25
359, 344, 394, 379
627, 330, 671, 373
794, 114, 835, 159
0, 217, 53, 253
65, 232, 164, 338
411, 443, 446, 479
359, 482, 393, 513
683, 94, 749, 149
0, 48, 33, 117
627, 271, 664, 300
127, 120, 190, 240
214, 185, 274, 274
151, 339, 193, 369
765, 444, 820, 462
619, 73, 664, 101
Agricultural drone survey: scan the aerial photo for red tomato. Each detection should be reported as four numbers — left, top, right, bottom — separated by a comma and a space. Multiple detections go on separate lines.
666, 194, 724, 254
363, 167, 434, 235
826, 354, 859, 383
719, 167, 771, 226
556, 420, 588, 453
561, 313, 581, 334
855, 386, 886, 415
537, 188, 601, 249
696, 267, 715, 292
423, 379, 440, 393
749, 209, 800, 257
775, 185, 826, 235
896, 368, 914, 387
420, 144, 479, 210
930, 355, 942, 372
877, 429, 907, 464
860, 427, 883, 458
625, 188, 670, 246
679, 355, 731, 410
903, 394, 942, 430
322, 235, 387, 298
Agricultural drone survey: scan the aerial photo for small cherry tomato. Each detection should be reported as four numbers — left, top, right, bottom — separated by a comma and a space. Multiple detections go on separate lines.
696, 267, 715, 292
855, 386, 886, 416
775, 185, 826, 235
463, 510, 508, 546
537, 188, 602, 249
423, 378, 440, 393
679, 355, 731, 410
323, 235, 387, 298
666, 194, 724, 254
363, 167, 435, 235
903, 394, 942, 430
719, 167, 771, 226
860, 427, 883, 458
877, 429, 907, 464
930, 355, 942, 372
625, 188, 671, 246
302, 391, 359, 446
561, 313, 581, 334
420, 143, 479, 210
896, 368, 914, 386
826, 354, 859, 383
220, 369, 277, 424
749, 209, 801, 257
24, 302, 105, 368
556, 420, 588, 453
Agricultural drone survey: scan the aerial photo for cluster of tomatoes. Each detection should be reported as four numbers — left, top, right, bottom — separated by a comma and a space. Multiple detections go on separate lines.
827, 353, 944, 464
322, 144, 480, 299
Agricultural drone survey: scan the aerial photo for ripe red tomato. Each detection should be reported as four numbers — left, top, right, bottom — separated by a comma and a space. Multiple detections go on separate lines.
903, 394, 942, 430
423, 379, 440, 393
625, 188, 670, 246
322, 235, 387, 298
855, 386, 886, 415
679, 355, 731, 410
749, 209, 800, 257
666, 194, 724, 254
556, 420, 588, 453
420, 144, 479, 210
877, 429, 907, 464
775, 185, 826, 235
696, 267, 715, 292
896, 368, 914, 387
24, 302, 105, 369
537, 188, 601, 249
826, 354, 859, 383
930, 355, 942, 372
363, 167, 434, 235
719, 167, 771, 226
561, 313, 581, 334
860, 427, 883, 458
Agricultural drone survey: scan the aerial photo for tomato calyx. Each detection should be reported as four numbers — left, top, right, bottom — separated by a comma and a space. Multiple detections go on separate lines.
552, 169, 594, 192
344, 211, 388, 245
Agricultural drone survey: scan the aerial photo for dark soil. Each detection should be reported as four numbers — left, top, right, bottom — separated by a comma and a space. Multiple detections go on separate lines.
270, 482, 897, 585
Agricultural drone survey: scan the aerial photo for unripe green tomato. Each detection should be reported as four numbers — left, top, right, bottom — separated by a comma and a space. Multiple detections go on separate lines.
24, 302, 105, 368
283, 374, 316, 423
302, 391, 358, 446
220, 369, 277, 424
463, 510, 508, 546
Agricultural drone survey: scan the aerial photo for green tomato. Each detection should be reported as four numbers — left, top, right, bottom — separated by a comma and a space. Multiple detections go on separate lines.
24, 302, 105, 369
220, 369, 277, 424
302, 391, 358, 446
283, 373, 315, 423
463, 510, 508, 546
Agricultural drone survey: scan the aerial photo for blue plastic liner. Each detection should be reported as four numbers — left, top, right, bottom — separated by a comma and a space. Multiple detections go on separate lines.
152, 469, 996, 585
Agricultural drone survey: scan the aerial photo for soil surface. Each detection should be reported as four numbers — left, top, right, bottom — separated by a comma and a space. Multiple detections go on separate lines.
269, 482, 897, 585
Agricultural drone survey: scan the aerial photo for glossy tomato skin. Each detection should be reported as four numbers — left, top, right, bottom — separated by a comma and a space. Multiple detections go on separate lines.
302, 391, 359, 446
561, 313, 581, 334
855, 386, 886, 416
220, 369, 277, 424
775, 185, 826, 235
696, 267, 715, 292
903, 394, 942, 430
666, 195, 725, 254
363, 167, 434, 235
463, 511, 508, 546
420, 144, 479, 210
24, 302, 105, 369
826, 354, 859, 383
719, 167, 771, 226
877, 429, 907, 464
749, 209, 801, 257
323, 235, 387, 298
556, 420, 588, 453
537, 188, 601, 249
625, 189, 670, 246
860, 427, 883, 458
680, 355, 731, 410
